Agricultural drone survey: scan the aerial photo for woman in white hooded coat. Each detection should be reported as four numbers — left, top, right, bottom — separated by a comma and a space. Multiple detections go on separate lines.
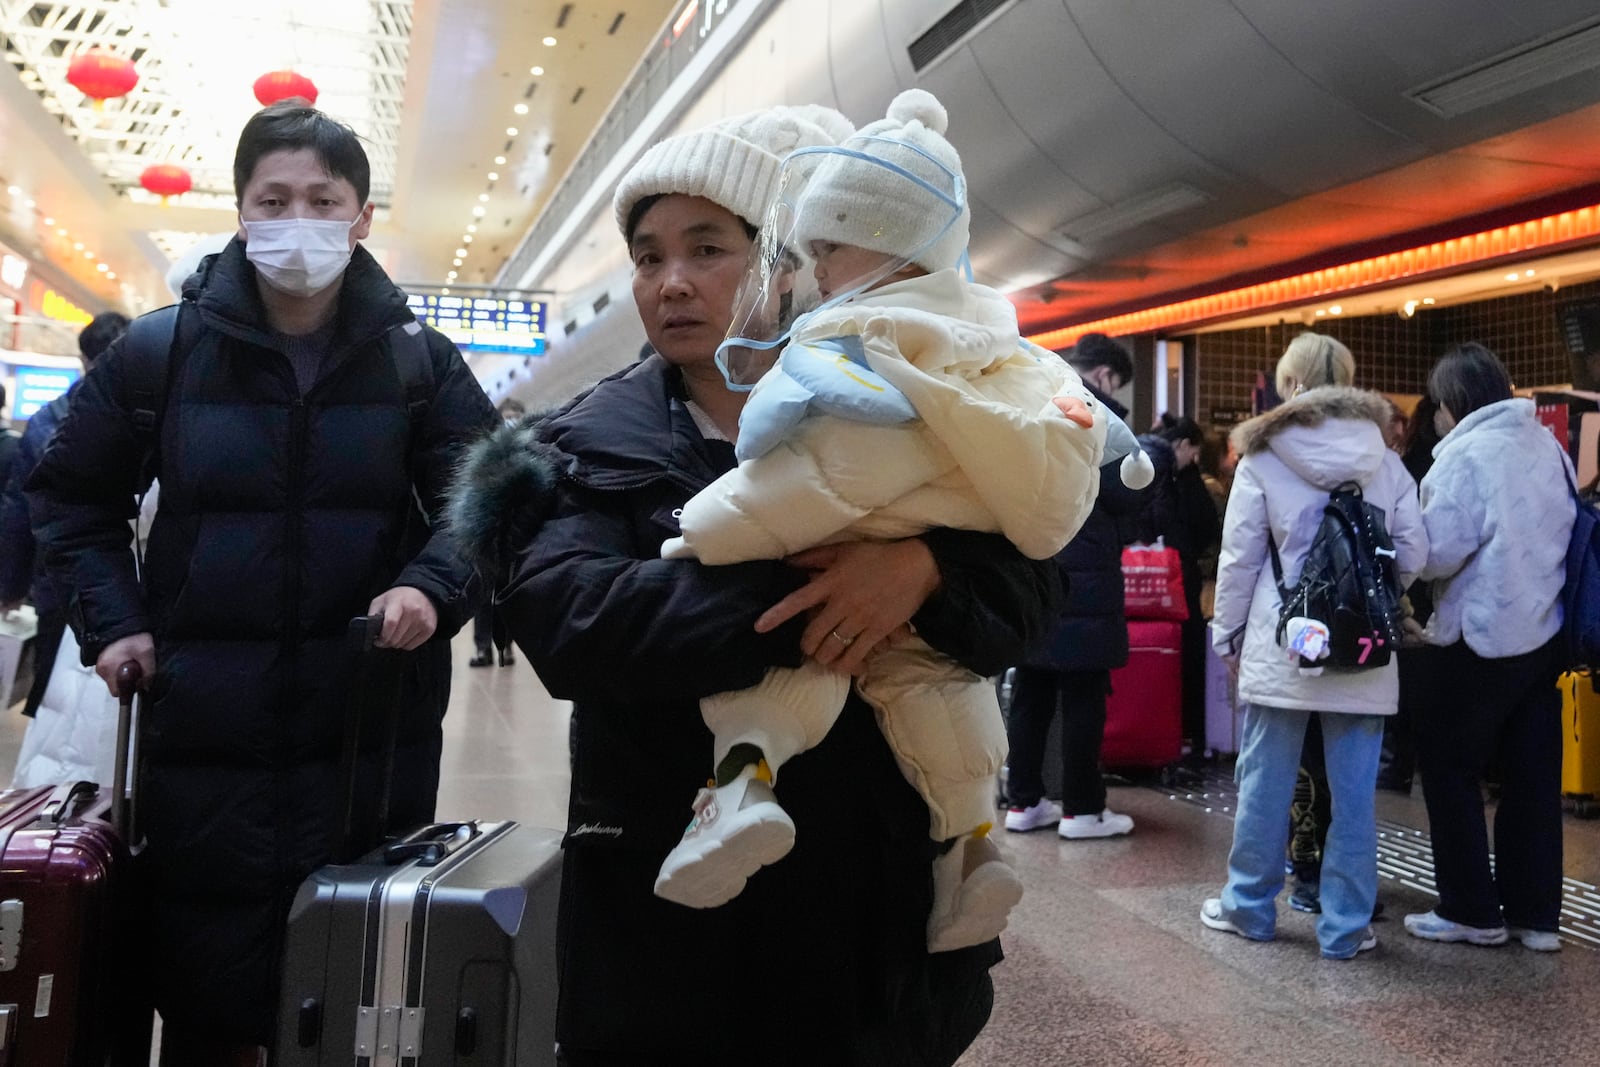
1202, 333, 1426, 959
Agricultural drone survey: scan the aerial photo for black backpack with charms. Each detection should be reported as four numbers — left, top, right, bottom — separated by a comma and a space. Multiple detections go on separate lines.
1268, 483, 1406, 671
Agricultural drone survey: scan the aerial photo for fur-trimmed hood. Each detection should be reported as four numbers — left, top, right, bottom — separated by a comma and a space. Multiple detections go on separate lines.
1229, 386, 1391, 455
1229, 386, 1391, 492
444, 413, 564, 585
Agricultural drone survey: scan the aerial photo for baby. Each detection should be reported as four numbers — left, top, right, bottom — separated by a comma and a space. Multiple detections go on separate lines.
656, 89, 1150, 952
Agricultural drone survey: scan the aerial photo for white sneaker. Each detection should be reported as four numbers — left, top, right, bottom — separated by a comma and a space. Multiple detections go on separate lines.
1058, 808, 1134, 839
1004, 798, 1063, 833
1402, 910, 1508, 946
927, 829, 1025, 953
1507, 926, 1561, 952
653, 764, 795, 908
1200, 897, 1251, 939
1326, 929, 1379, 959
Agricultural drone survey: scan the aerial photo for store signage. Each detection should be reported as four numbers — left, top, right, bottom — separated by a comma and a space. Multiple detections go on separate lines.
37, 288, 92, 327
11, 365, 79, 419
405, 293, 547, 355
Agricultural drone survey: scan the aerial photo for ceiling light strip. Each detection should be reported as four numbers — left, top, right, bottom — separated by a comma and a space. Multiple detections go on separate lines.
1026, 203, 1600, 349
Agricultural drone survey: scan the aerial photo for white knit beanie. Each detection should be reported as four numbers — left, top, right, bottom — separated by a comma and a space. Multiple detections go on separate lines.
614, 104, 854, 237
793, 88, 970, 273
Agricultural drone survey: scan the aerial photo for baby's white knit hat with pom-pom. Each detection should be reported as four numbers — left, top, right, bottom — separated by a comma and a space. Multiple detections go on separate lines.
614, 104, 854, 237
792, 88, 970, 273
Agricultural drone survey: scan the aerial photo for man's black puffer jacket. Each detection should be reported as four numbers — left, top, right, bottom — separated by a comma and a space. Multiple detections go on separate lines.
457, 354, 1059, 1063
26, 238, 498, 1043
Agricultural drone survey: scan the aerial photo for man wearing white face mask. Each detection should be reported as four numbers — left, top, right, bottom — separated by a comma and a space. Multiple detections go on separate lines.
26, 102, 498, 1064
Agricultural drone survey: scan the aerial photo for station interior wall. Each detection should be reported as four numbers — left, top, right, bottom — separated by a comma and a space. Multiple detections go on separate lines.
1190, 281, 1594, 430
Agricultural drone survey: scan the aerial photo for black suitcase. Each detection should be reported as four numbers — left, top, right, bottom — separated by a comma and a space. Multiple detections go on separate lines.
274, 819, 561, 1066
273, 616, 562, 1065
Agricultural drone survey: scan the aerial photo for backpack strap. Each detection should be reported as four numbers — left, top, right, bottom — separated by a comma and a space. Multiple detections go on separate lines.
1266, 529, 1289, 597
120, 301, 199, 477
388, 319, 434, 431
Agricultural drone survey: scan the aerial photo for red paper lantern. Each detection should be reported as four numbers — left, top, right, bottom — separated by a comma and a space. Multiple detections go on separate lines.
253, 70, 319, 107
66, 50, 139, 108
140, 164, 192, 205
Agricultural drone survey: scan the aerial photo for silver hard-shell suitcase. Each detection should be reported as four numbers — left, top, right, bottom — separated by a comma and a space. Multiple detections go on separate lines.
274, 819, 561, 1066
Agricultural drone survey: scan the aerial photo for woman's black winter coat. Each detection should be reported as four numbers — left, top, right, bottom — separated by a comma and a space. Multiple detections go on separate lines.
453, 354, 1059, 1063
1023, 386, 1154, 672
25, 240, 498, 1043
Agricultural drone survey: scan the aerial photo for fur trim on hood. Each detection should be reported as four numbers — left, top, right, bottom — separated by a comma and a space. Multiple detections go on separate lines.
444, 413, 564, 585
1229, 386, 1391, 456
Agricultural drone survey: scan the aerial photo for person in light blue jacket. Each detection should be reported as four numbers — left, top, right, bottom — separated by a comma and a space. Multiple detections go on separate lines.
1404, 342, 1576, 953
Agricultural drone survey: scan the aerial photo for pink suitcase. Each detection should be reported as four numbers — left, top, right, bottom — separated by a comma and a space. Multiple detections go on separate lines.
0, 665, 151, 1066
1103, 620, 1183, 768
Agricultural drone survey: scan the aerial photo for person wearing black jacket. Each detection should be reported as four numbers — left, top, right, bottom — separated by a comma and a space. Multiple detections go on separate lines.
447, 106, 1058, 1065
0, 312, 127, 717
26, 104, 497, 1063
1005, 333, 1153, 839
1136, 414, 1221, 750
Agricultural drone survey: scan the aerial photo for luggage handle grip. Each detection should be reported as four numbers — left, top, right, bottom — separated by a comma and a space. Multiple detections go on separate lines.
348, 612, 385, 653
39, 781, 99, 827
382, 821, 478, 867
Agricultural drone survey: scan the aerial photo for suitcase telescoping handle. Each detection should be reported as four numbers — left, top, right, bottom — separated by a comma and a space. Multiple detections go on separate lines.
111, 660, 142, 841
337, 613, 401, 862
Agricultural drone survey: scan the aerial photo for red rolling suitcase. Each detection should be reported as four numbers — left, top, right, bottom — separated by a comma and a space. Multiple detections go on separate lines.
1103, 620, 1183, 768
0, 664, 152, 1066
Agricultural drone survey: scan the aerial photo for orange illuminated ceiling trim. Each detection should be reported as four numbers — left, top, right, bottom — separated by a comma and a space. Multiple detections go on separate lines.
1026, 202, 1600, 350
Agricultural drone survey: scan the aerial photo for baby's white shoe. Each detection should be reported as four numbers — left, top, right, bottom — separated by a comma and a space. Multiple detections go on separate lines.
927, 826, 1024, 952
654, 761, 795, 908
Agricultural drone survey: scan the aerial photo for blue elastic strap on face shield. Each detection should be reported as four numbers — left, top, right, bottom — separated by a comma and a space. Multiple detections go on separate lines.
714, 332, 786, 393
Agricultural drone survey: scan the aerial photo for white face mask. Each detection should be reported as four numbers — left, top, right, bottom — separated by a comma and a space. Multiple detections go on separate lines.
243, 216, 359, 297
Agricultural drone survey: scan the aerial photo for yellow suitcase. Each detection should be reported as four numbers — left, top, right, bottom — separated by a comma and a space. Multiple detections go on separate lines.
1561, 672, 1600, 816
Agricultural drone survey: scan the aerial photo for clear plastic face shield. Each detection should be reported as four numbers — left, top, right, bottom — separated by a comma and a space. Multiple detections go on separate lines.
713, 139, 967, 391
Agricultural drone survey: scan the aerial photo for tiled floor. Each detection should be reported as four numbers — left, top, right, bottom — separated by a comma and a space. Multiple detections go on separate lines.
8, 634, 1600, 1064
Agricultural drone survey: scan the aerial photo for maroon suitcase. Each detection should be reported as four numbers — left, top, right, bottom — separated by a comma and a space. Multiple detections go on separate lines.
0, 666, 151, 1066
1103, 620, 1183, 768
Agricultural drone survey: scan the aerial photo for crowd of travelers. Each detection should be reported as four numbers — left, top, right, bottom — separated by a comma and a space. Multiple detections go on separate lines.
0, 89, 1580, 1065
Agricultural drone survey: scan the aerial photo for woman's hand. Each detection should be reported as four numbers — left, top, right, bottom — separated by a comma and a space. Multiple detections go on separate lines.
755, 540, 942, 675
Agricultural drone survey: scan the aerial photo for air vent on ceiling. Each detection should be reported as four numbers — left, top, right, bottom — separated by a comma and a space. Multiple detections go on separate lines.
1406, 15, 1600, 117
593, 291, 610, 314
1058, 184, 1211, 246
571, 86, 585, 104
564, 319, 578, 336
908, 0, 1015, 73
524, 81, 538, 99
608, 12, 625, 35
556, 3, 573, 29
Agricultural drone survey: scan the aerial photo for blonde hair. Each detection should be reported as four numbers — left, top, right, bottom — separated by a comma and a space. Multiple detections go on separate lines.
1276, 332, 1354, 397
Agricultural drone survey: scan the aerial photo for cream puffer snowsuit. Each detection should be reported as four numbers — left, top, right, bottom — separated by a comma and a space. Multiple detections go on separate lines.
662, 270, 1107, 840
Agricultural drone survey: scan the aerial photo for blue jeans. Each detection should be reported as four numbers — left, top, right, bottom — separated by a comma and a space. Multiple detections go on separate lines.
1217, 703, 1384, 958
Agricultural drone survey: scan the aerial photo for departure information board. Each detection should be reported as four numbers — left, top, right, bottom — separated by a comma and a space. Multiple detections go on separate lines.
12, 365, 79, 419
406, 293, 547, 355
